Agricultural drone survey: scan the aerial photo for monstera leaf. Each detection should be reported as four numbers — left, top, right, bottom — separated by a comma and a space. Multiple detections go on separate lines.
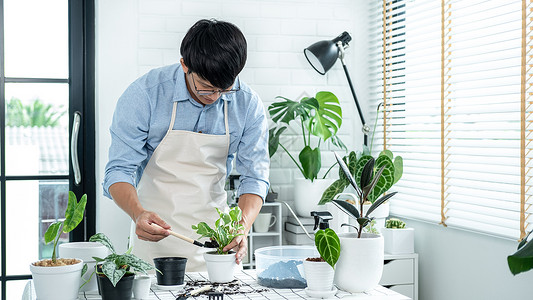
269, 96, 311, 124
508, 231, 533, 275
300, 92, 342, 141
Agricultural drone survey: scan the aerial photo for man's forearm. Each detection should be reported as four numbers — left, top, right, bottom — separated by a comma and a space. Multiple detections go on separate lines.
109, 182, 145, 221
237, 193, 263, 234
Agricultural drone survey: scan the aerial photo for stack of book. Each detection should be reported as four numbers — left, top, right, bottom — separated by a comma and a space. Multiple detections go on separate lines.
284, 215, 315, 245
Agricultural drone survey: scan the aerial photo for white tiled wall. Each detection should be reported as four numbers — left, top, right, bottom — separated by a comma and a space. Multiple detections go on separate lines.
97, 0, 370, 249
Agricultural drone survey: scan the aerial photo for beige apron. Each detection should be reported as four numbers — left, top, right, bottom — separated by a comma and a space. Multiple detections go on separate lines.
132, 99, 230, 272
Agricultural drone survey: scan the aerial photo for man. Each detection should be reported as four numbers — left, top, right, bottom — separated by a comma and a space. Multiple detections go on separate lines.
103, 19, 269, 271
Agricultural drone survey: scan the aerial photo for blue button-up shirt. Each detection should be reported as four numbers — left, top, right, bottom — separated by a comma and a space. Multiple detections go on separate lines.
103, 64, 270, 201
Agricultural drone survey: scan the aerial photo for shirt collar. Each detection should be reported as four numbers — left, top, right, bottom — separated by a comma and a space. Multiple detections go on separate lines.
173, 64, 234, 105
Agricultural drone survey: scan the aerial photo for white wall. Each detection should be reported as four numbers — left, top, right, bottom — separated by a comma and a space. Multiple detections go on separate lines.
96, 0, 367, 252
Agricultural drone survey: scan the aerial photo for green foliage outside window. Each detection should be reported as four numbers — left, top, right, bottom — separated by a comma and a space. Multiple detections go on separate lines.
6, 97, 66, 127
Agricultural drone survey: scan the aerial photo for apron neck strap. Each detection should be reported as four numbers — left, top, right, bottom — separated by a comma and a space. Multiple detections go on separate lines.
169, 100, 229, 135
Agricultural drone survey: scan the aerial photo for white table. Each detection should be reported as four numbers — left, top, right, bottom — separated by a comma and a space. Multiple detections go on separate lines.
23, 270, 410, 299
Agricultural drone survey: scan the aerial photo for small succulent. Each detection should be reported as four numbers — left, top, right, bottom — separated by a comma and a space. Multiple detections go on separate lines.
330, 152, 397, 238
385, 218, 406, 229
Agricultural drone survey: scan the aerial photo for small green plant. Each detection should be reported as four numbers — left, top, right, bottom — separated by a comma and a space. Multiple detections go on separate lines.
385, 218, 406, 229
314, 228, 341, 269
192, 206, 245, 254
44, 191, 87, 264
89, 233, 155, 287
268, 91, 346, 182
329, 152, 397, 238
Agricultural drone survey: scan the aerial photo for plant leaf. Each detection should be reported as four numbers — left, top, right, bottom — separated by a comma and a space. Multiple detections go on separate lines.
332, 199, 360, 219
367, 155, 395, 203
268, 126, 287, 158
380, 149, 393, 160
301, 92, 343, 141
334, 152, 358, 192
89, 233, 116, 254
299, 146, 321, 181
44, 222, 62, 244
508, 231, 533, 275
63, 193, 87, 233
365, 192, 397, 217
360, 158, 375, 191
393, 156, 403, 185
319, 179, 348, 205
362, 165, 386, 201
315, 228, 341, 268
192, 222, 215, 239
81, 263, 88, 277
329, 134, 347, 151
120, 254, 154, 274
355, 155, 373, 190
102, 260, 126, 287
268, 96, 309, 124
229, 206, 242, 223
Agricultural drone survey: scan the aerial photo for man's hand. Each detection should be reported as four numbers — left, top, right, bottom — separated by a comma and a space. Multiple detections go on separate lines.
135, 210, 171, 242
223, 233, 247, 264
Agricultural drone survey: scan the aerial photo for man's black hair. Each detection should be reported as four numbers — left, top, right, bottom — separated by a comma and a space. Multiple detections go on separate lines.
181, 19, 247, 89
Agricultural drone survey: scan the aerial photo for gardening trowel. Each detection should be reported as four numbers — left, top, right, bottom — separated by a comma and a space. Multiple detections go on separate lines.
150, 223, 219, 248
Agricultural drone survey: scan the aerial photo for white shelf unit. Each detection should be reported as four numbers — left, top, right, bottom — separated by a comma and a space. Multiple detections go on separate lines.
381, 253, 419, 300
243, 202, 282, 269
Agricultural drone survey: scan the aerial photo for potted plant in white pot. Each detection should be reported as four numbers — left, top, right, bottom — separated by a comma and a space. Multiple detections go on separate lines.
328, 152, 398, 293
29, 191, 87, 300
303, 228, 340, 298
192, 206, 244, 283
88, 232, 155, 300
381, 218, 414, 254
269, 91, 346, 217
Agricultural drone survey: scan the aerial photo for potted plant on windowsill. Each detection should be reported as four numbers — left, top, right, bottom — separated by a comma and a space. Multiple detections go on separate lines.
29, 191, 87, 300
327, 152, 397, 293
303, 228, 340, 298
269, 91, 346, 217
88, 232, 155, 300
192, 206, 245, 283
381, 218, 414, 254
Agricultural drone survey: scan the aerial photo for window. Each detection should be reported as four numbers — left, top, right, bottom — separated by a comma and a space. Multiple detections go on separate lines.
0, 0, 95, 298
370, 0, 531, 240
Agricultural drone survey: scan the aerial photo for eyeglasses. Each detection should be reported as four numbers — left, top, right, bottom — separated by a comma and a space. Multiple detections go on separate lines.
189, 73, 240, 96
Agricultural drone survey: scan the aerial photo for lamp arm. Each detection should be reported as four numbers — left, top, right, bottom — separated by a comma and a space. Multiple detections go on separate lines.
337, 44, 370, 146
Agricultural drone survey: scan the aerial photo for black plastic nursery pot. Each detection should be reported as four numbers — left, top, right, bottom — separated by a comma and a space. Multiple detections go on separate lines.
153, 256, 187, 285
97, 272, 134, 300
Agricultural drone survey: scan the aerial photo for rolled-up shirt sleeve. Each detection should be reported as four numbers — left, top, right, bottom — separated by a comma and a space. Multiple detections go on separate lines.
235, 94, 270, 201
103, 82, 151, 199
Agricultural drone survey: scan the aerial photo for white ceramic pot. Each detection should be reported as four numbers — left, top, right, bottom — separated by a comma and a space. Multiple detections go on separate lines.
294, 178, 335, 217
133, 274, 152, 299
382, 227, 415, 254
59, 242, 109, 292
30, 259, 84, 300
203, 251, 237, 283
302, 260, 334, 291
334, 232, 384, 293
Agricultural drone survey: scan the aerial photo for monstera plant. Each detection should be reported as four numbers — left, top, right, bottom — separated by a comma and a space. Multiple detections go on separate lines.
319, 149, 402, 205
268, 91, 345, 182
508, 231, 533, 275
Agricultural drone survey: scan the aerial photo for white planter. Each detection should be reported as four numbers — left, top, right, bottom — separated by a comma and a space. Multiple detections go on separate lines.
30, 259, 84, 300
294, 178, 335, 217
203, 251, 237, 283
382, 228, 415, 254
133, 274, 152, 299
302, 260, 334, 291
59, 242, 109, 292
334, 233, 384, 293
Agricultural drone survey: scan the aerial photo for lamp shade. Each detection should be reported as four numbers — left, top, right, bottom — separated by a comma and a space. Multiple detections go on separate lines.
304, 40, 339, 75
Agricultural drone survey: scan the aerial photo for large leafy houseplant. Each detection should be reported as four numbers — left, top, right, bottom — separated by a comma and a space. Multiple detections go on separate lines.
329, 152, 397, 238
268, 91, 345, 181
192, 206, 245, 254
89, 233, 155, 287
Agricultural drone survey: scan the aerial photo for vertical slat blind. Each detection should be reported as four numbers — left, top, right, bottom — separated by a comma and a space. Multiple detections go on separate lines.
370, 0, 532, 240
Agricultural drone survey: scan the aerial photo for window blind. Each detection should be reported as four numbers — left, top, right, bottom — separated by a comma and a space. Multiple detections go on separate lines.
369, 0, 532, 240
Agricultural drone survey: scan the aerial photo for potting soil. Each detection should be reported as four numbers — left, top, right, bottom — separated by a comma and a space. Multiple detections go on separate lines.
257, 260, 306, 288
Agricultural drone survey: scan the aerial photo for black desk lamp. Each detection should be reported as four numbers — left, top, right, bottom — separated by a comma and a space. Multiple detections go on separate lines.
304, 31, 370, 146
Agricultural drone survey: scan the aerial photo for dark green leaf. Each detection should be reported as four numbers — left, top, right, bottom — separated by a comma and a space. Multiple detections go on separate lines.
355, 156, 373, 190
332, 200, 360, 219
367, 155, 395, 203
89, 233, 116, 254
121, 254, 154, 274
365, 192, 397, 217
299, 146, 321, 180
334, 152, 358, 192
93, 256, 105, 263
268, 126, 287, 158
348, 151, 357, 177
360, 158, 375, 191
81, 263, 88, 277
319, 179, 348, 205
44, 222, 62, 244
63, 193, 87, 233
357, 217, 372, 228
508, 232, 533, 275
315, 228, 341, 269
362, 165, 386, 201
269, 96, 309, 124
